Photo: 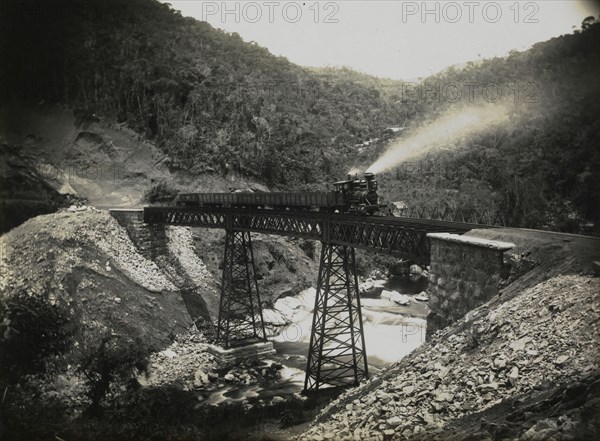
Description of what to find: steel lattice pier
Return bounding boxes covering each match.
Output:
[304,244,368,391]
[144,206,492,390]
[216,230,267,348]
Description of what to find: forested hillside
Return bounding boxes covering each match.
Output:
[1,0,598,232]
[1,0,404,188]
[368,23,600,232]
[310,24,600,232]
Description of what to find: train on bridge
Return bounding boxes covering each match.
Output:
[176,172,382,215]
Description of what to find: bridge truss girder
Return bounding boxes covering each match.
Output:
[326,221,430,263]
[143,207,453,264]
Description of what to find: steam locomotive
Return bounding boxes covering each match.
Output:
[175,172,381,215]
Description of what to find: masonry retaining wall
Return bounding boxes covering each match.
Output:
[426,233,514,339]
[109,209,167,260]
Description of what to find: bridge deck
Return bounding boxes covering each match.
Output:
[144,206,492,263]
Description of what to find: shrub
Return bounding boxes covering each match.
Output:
[0,288,150,416]
[77,330,149,415]
[0,289,73,383]
[298,239,316,259]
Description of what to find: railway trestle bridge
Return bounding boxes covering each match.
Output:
[144,206,491,391]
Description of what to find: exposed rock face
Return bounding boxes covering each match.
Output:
[297,275,599,441]
[110,210,221,324]
[262,287,316,336]
[0,143,74,234]
[193,229,320,309]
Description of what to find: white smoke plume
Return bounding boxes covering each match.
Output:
[366,104,509,174]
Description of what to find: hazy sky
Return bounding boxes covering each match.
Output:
[168,0,599,80]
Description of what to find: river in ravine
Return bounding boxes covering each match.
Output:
[201,275,429,405]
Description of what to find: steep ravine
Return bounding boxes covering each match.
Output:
[1,205,598,440]
[0,208,344,439]
[296,231,600,441]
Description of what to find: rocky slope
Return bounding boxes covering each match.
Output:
[0,209,194,364]
[0,102,316,318]
[0,102,271,233]
[0,142,78,234]
[0,208,203,437]
[297,274,599,441]
[192,228,320,309]
[0,207,325,439]
[296,229,600,441]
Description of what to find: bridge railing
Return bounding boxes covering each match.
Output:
[143,206,483,264]
[395,207,506,226]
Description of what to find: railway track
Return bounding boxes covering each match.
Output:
[144,205,599,240]
[143,206,500,263]
[144,206,485,232]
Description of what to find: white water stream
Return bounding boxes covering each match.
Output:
[201,276,429,405]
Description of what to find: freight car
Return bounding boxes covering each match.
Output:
[175,172,381,214]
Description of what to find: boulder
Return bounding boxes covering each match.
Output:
[410,264,423,275]
[387,416,402,427]
[361,279,386,296]
[159,349,178,359]
[414,291,429,302]
[493,357,507,369]
[393,292,410,305]
[402,385,415,396]
[194,368,209,387]
[377,392,392,404]
[381,290,410,305]
[380,289,393,300]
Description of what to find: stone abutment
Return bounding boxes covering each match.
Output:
[426,233,514,339]
[109,209,167,260]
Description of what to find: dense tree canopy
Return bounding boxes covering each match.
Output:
[1,0,598,232]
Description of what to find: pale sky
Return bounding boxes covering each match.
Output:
[167,0,599,80]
